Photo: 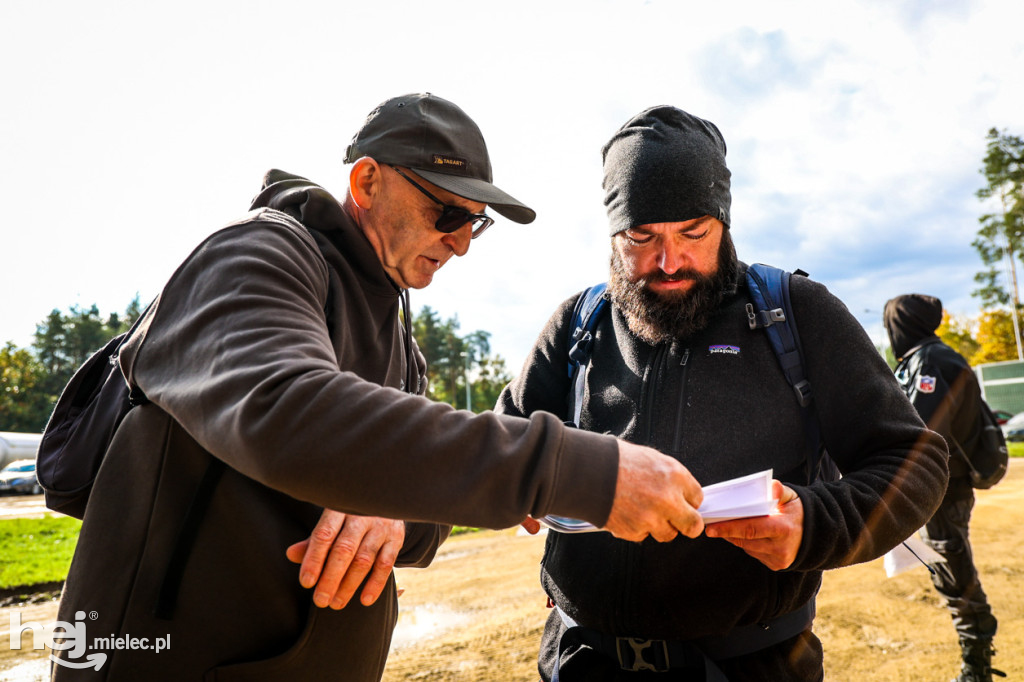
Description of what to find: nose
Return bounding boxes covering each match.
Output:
[441,223,473,257]
[657,238,688,274]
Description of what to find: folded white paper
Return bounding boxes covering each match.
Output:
[538,515,602,533]
[540,468,779,533]
[883,532,947,578]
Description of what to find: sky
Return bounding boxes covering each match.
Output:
[2,0,1023,375]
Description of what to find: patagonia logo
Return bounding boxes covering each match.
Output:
[708,345,740,356]
[432,154,467,170]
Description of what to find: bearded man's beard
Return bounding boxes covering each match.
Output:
[608,231,738,345]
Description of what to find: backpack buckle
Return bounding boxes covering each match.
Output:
[793,380,812,408]
[568,328,595,364]
[745,303,786,330]
[615,637,670,672]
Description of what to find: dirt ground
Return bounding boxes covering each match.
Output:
[2,462,1020,681]
[382,460,1023,681]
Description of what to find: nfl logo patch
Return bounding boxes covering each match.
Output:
[918,375,936,393]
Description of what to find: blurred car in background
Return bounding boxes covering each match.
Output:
[0,459,42,495]
[1001,412,1024,442]
[992,409,1014,425]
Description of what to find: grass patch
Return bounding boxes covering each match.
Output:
[0,516,477,592]
[1009,441,1024,458]
[0,515,81,589]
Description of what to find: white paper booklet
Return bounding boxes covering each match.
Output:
[540,468,779,533]
[699,469,778,523]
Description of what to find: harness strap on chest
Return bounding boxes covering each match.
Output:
[553,599,814,678]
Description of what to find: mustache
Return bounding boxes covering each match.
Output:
[644,269,704,284]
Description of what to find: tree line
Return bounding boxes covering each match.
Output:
[1,298,144,432]
[972,127,1024,359]
[410,306,513,412]
[0,299,512,433]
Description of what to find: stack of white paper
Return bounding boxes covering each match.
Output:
[540,468,779,533]
[698,469,778,523]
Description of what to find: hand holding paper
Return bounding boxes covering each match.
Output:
[705,478,804,571]
[541,469,783,533]
[697,469,778,523]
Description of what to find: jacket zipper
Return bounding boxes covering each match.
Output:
[673,348,691,453]
[630,342,668,631]
[643,344,668,443]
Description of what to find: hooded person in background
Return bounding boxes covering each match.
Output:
[498,105,949,681]
[884,294,1002,682]
[52,93,708,681]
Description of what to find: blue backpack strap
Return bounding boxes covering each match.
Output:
[745,264,811,408]
[745,264,836,483]
[566,284,609,427]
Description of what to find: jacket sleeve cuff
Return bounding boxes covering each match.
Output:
[397,522,451,568]
[543,426,620,527]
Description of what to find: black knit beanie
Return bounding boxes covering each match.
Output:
[883,294,944,359]
[602,106,731,236]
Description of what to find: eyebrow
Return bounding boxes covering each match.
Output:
[630,216,715,235]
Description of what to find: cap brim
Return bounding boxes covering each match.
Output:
[413,168,536,224]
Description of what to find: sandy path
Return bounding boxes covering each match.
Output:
[383,460,1023,681]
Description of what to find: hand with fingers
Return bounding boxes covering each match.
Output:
[286,509,405,609]
[602,440,705,542]
[704,480,803,571]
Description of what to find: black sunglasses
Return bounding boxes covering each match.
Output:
[390,166,494,239]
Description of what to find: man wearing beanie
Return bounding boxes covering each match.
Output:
[52,94,709,681]
[884,294,1002,681]
[498,106,948,681]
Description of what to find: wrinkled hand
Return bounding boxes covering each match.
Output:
[286,509,405,609]
[705,481,803,571]
[603,441,705,542]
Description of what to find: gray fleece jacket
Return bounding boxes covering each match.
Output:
[54,170,621,681]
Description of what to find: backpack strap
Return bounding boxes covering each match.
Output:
[745,264,836,484]
[566,284,609,427]
[745,264,812,408]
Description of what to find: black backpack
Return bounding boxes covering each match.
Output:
[36,306,151,519]
[897,341,1008,490]
[953,399,1008,490]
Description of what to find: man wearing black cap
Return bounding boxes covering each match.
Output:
[498,105,949,681]
[52,94,707,681]
[884,294,1001,682]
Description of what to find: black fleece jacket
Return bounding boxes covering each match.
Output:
[497,264,949,643]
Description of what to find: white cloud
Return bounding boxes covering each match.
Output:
[1,0,1022,374]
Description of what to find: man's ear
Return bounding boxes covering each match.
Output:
[348,157,383,210]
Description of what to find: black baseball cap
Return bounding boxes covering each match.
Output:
[344,93,535,225]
